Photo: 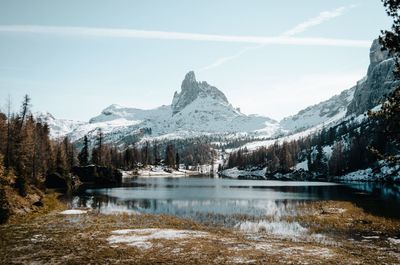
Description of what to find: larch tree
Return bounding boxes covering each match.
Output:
[78,135,90,166]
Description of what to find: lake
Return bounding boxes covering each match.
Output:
[71,176,400,224]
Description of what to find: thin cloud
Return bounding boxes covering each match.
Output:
[199,5,357,72]
[199,45,264,72]
[281,5,354,37]
[0,24,369,47]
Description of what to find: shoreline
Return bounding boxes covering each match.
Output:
[219,166,400,183]
[1,197,400,264]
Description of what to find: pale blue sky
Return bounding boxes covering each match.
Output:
[0,0,392,121]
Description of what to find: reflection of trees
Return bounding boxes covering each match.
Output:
[72,182,400,221]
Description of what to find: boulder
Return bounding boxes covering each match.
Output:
[72,165,122,186]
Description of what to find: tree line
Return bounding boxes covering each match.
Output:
[0,95,218,204]
[226,115,391,177]
[0,95,75,197]
[77,132,216,170]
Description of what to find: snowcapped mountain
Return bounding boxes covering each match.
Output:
[42,39,396,149]
[171,71,229,114]
[279,38,398,134]
[47,71,279,145]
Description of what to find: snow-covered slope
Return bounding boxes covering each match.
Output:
[48,71,279,144]
[36,112,86,139]
[279,86,355,133]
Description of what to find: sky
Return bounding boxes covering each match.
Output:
[0,0,393,121]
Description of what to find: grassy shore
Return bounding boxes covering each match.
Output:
[0,198,399,264]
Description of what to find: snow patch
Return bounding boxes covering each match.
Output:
[388,238,400,245]
[59,209,87,215]
[295,160,308,171]
[107,228,209,249]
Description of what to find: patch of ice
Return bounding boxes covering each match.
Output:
[59,209,87,215]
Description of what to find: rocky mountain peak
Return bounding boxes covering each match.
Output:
[183,71,196,84]
[346,39,399,116]
[172,71,229,114]
[368,39,391,74]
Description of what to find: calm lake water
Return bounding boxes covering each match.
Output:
[72,176,400,223]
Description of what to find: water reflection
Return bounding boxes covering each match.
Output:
[72,177,400,223]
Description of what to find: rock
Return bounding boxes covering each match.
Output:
[45,172,80,191]
[45,172,70,191]
[265,169,324,181]
[171,71,229,114]
[347,39,400,115]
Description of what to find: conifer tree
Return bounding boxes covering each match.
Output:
[176,152,180,170]
[55,143,68,177]
[329,141,345,176]
[91,129,104,165]
[78,135,90,166]
[165,145,175,168]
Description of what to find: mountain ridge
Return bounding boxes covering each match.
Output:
[45,71,279,145]
[41,39,396,149]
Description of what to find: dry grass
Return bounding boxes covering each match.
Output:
[0,200,399,264]
[297,201,400,237]
[7,191,66,224]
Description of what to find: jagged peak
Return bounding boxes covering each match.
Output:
[172,71,229,114]
[183,71,196,83]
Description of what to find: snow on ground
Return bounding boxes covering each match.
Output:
[67,118,143,142]
[134,165,205,177]
[340,168,374,181]
[107,229,209,249]
[96,204,141,215]
[339,160,400,182]
[59,209,88,215]
[295,160,308,171]
[388,238,400,245]
[279,87,355,133]
[238,108,370,152]
[323,145,333,160]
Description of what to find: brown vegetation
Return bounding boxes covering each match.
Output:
[1,200,399,264]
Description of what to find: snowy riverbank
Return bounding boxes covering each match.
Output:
[122,165,213,178]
